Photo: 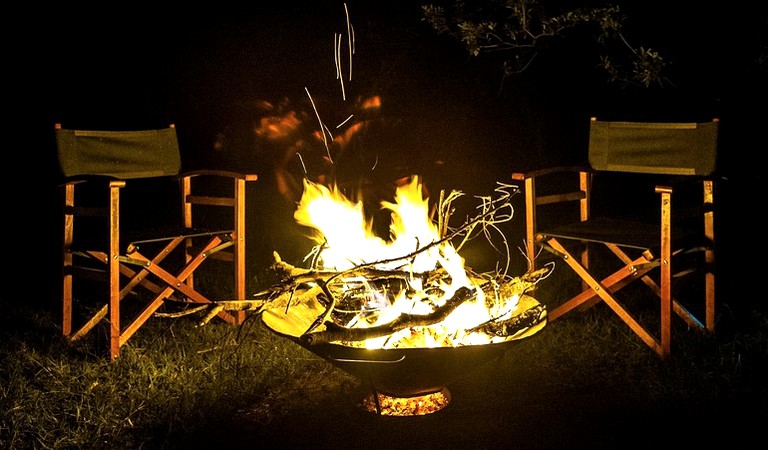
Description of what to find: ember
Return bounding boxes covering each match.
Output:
[360,389,451,416]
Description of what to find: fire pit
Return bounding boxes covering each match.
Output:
[193,176,549,415]
[262,290,545,414]
[165,5,549,416]
[253,176,549,415]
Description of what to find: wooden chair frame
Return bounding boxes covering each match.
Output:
[512,118,717,359]
[58,124,258,360]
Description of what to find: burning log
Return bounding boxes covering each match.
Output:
[301,286,474,345]
[467,303,547,338]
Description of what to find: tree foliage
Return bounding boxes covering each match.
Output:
[421,0,666,90]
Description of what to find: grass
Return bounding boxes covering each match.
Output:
[0,301,317,448]
[1,265,767,449]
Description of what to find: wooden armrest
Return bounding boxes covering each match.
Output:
[511,165,590,181]
[181,169,258,182]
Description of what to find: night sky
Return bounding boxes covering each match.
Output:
[16,1,766,304]
[27,1,766,179]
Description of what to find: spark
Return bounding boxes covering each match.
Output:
[296,152,308,175]
[304,87,333,163]
[334,33,346,100]
[345,2,354,81]
[336,114,354,128]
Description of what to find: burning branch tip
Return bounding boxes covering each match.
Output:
[466,303,547,337]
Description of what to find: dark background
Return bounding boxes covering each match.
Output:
[15,1,766,311]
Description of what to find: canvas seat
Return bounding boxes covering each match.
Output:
[512,117,718,359]
[57,123,258,360]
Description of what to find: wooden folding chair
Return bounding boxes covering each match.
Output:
[57,123,258,360]
[512,117,718,359]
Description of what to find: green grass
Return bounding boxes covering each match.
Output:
[0,299,351,449]
[1,270,766,449]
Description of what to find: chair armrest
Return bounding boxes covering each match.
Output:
[512,165,590,181]
[181,169,258,182]
[512,165,591,207]
[511,165,592,270]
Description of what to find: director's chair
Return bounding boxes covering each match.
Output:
[512,117,719,359]
[57,123,258,360]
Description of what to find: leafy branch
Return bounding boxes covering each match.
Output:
[421,0,667,89]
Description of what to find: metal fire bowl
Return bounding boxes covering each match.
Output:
[262,294,546,397]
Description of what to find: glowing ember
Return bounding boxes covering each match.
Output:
[360,389,451,416]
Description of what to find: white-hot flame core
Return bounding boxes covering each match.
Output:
[294,176,520,348]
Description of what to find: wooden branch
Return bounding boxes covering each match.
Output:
[153,304,209,318]
[301,286,475,346]
[467,304,546,337]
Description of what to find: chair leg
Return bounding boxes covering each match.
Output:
[67,236,237,359]
[703,179,716,332]
[109,182,123,361]
[606,244,706,331]
[62,183,75,337]
[124,236,241,331]
[545,238,668,358]
[233,177,247,325]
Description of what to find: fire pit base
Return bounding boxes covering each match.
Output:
[359,387,451,416]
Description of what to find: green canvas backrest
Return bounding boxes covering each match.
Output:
[56,126,182,179]
[588,119,719,176]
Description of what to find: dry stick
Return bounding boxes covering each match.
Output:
[301,286,474,345]
[154,304,209,318]
[304,268,421,334]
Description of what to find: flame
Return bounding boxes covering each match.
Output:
[360,95,381,110]
[249,95,382,203]
[294,176,523,349]
[295,175,444,274]
[254,110,302,141]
